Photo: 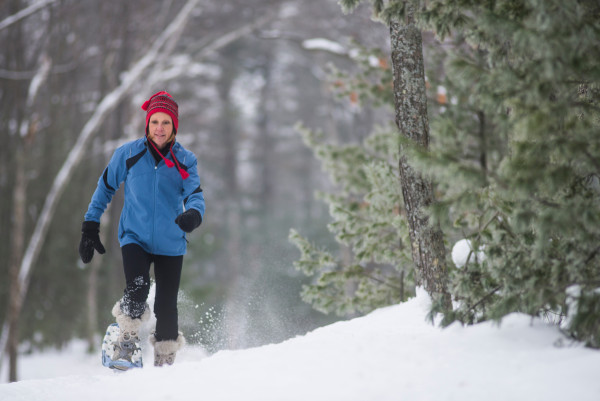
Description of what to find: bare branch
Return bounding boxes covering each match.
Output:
[0,62,80,80]
[196,12,277,55]
[146,11,278,88]
[0,0,56,32]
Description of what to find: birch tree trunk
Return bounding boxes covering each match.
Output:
[389,12,451,307]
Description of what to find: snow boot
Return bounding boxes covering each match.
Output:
[111,301,150,362]
[149,331,185,367]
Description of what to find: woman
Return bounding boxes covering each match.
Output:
[79,91,205,367]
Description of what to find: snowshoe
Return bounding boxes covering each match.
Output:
[101,323,143,371]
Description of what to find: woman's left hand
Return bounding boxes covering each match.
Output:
[175,209,202,233]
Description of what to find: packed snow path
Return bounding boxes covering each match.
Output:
[2,290,599,401]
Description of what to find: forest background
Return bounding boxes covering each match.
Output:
[2,0,599,385]
[0,0,393,365]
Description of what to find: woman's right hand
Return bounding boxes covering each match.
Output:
[79,221,106,263]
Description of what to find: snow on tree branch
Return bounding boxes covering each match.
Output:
[0,0,56,32]
[146,11,277,87]
[302,38,347,55]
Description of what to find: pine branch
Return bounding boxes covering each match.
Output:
[362,271,404,292]
[584,245,600,265]
[583,150,600,173]
[468,285,502,312]
[532,196,560,208]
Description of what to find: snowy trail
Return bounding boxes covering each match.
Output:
[1,290,599,401]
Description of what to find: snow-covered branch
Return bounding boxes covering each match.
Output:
[146,11,277,87]
[196,11,277,55]
[302,38,347,55]
[17,54,52,137]
[0,0,56,32]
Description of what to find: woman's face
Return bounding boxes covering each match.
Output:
[147,112,174,149]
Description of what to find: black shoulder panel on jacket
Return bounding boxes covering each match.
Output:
[184,185,203,205]
[103,167,115,192]
[126,148,147,170]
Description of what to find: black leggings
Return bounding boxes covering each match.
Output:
[121,243,183,341]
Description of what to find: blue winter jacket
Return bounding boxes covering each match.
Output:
[84,138,205,256]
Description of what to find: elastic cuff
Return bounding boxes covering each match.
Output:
[150,331,186,352]
[81,220,100,233]
[112,301,151,332]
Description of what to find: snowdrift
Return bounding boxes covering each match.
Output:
[1,289,599,401]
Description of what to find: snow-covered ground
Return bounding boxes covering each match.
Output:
[1,289,599,401]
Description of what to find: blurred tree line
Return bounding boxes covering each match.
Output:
[0,0,391,376]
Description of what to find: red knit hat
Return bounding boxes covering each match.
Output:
[142,91,179,134]
[142,91,189,180]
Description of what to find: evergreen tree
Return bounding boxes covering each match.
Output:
[294,0,600,348]
[290,46,415,315]
[339,0,452,306]
[409,0,600,346]
[290,0,454,316]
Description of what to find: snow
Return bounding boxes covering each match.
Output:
[302,38,347,55]
[451,239,485,268]
[452,239,471,267]
[1,289,599,401]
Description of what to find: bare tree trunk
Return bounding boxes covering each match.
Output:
[389,12,451,307]
[217,50,245,348]
[4,51,50,381]
[7,149,27,382]
[257,47,274,215]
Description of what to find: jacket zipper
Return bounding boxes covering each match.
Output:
[152,162,158,253]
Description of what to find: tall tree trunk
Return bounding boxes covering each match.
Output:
[257,47,274,216]
[217,49,245,348]
[4,52,49,382]
[389,12,451,307]
[7,149,27,382]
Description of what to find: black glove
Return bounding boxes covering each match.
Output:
[175,209,202,233]
[79,221,106,264]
